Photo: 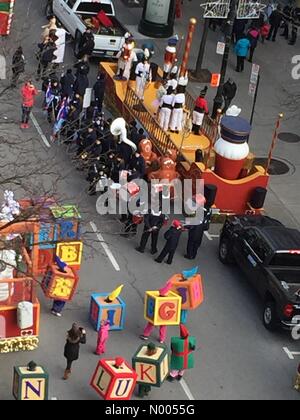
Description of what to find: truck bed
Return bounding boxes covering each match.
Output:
[77,13,126,37]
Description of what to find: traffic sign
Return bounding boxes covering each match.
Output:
[211,73,221,87]
[216,41,225,55]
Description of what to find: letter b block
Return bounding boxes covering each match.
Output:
[13,366,49,400]
[132,344,169,387]
[90,359,137,400]
[144,291,182,326]
[169,273,204,310]
[89,293,126,331]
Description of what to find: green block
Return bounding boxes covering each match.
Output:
[50,205,81,220]
[132,343,169,387]
[13,366,49,400]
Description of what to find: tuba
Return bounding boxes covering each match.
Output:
[110,118,137,153]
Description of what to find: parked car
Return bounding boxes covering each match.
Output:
[219,215,300,331]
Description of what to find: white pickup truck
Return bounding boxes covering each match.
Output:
[49,0,127,58]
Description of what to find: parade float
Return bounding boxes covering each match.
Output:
[0,193,83,354]
[0,0,15,35]
[100,18,276,216]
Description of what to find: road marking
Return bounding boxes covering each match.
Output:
[283,347,300,360]
[210,234,220,239]
[180,378,195,400]
[30,112,51,148]
[204,232,213,241]
[90,221,120,272]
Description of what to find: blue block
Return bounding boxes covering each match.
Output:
[29,223,57,250]
[89,293,126,331]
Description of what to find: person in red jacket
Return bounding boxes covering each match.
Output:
[192,87,209,135]
[20,81,38,129]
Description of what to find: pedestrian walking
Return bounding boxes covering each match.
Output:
[168,325,196,382]
[234,35,251,72]
[74,56,90,76]
[63,323,86,380]
[260,22,270,43]
[222,78,237,114]
[169,86,185,133]
[73,73,89,98]
[135,57,152,100]
[20,81,38,129]
[155,219,184,265]
[185,207,212,260]
[36,38,57,80]
[247,27,260,62]
[77,29,95,59]
[44,79,61,123]
[136,209,166,255]
[158,86,174,132]
[95,320,110,355]
[128,151,146,181]
[11,46,25,87]
[192,87,208,135]
[93,73,106,112]
[266,5,283,42]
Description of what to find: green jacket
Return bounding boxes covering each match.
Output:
[170,336,196,370]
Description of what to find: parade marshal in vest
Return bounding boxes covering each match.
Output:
[169,324,196,381]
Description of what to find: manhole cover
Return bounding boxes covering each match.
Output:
[278,132,300,143]
[254,158,290,175]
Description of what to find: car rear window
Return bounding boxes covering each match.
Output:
[269,252,300,267]
[76,2,113,15]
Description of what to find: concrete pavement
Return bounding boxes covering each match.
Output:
[0,0,299,401]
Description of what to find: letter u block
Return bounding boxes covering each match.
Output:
[169,273,204,310]
[144,291,182,326]
[89,293,126,331]
[90,359,137,400]
[41,264,79,301]
[12,366,49,400]
[132,344,169,387]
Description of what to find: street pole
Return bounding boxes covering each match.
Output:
[250,74,260,126]
[212,0,237,119]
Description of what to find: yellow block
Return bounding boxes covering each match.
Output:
[56,241,83,266]
[144,291,182,326]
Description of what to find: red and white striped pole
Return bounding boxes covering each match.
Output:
[265,113,284,175]
[180,18,197,78]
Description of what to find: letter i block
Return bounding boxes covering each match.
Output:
[169,273,204,310]
[144,291,182,326]
[50,205,81,241]
[132,344,169,387]
[12,366,49,400]
[90,359,137,400]
[41,264,79,301]
[56,241,83,271]
[89,293,126,331]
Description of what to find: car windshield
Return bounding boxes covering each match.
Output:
[76,2,113,15]
[269,252,300,267]
[274,271,300,284]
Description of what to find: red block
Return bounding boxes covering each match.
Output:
[38,249,55,273]
[90,358,137,400]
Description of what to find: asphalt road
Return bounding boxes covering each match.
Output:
[0,0,299,401]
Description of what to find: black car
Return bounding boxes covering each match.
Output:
[219,215,300,331]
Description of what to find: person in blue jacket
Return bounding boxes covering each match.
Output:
[234,35,251,72]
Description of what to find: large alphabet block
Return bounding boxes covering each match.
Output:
[144,291,182,326]
[50,205,81,241]
[169,273,204,310]
[56,241,83,269]
[89,293,126,331]
[37,249,55,274]
[132,344,169,387]
[28,223,57,251]
[12,366,49,400]
[90,359,137,400]
[42,265,79,301]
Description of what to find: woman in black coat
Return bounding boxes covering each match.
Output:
[63,323,86,380]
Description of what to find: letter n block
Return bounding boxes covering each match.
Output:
[12,366,49,400]
[90,359,137,400]
[144,291,182,326]
[41,264,79,301]
[89,293,126,331]
[169,273,204,310]
[132,344,169,387]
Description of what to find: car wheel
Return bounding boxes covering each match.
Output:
[219,238,234,264]
[263,301,279,331]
